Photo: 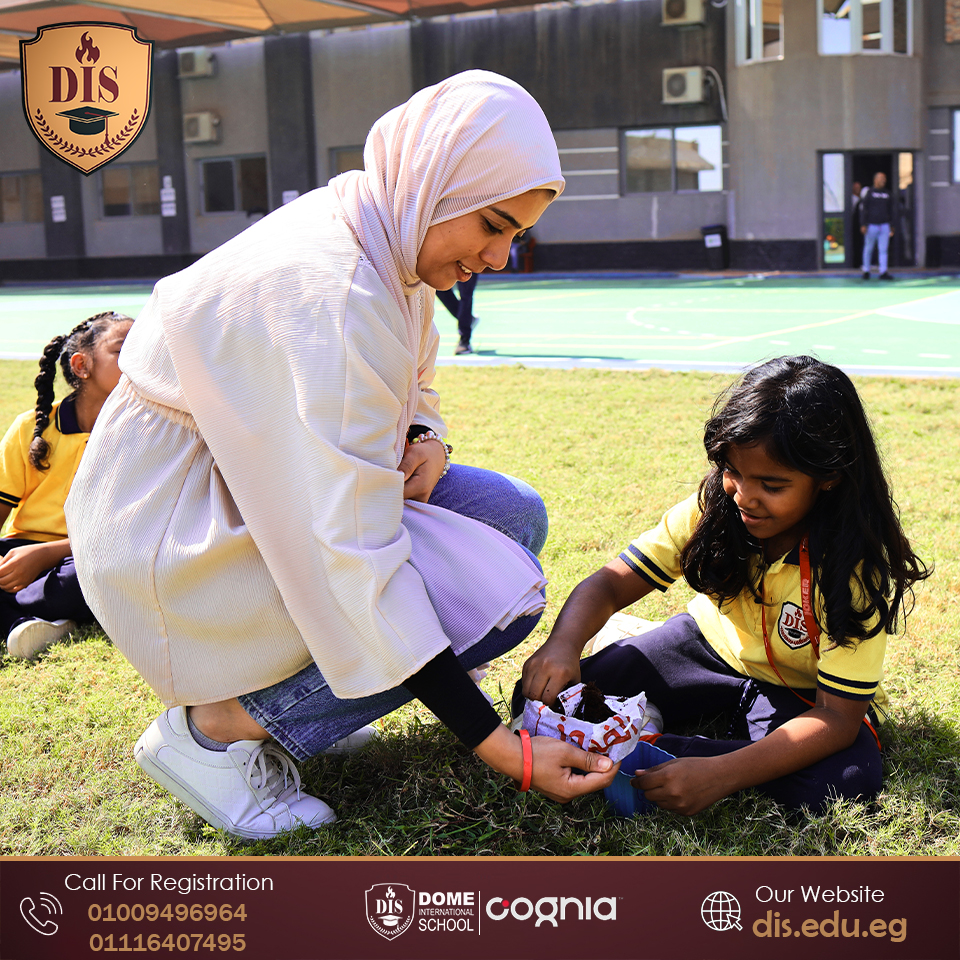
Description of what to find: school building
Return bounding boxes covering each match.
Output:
[1,0,959,278]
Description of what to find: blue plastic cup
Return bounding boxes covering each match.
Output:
[603,739,676,817]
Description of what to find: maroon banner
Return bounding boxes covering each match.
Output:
[2,857,957,960]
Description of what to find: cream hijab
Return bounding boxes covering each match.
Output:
[328,70,565,345]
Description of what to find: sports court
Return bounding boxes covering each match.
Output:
[1,272,958,377]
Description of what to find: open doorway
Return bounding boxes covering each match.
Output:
[820,151,915,269]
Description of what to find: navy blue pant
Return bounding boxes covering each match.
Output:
[577,613,883,812]
[435,272,478,344]
[1,537,94,638]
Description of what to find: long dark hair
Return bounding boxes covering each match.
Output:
[680,356,930,647]
[29,311,132,471]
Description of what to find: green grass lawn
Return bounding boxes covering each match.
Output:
[1,362,957,857]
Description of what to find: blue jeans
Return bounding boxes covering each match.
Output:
[239,463,548,760]
[862,223,890,274]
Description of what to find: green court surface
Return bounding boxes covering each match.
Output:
[2,273,958,377]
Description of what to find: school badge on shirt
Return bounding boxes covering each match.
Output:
[776,601,811,649]
[20,23,152,175]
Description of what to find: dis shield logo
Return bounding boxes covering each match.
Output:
[365,884,415,940]
[20,22,152,175]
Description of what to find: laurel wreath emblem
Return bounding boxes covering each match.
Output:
[34,107,140,157]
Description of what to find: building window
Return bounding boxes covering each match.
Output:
[737,0,783,62]
[954,110,960,183]
[0,172,43,223]
[330,146,364,177]
[623,126,723,193]
[819,0,911,55]
[101,164,160,217]
[200,156,268,214]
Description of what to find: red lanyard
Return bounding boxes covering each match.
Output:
[759,536,880,751]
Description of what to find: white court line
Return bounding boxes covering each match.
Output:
[0,295,150,314]
[434,354,960,377]
[696,290,960,351]
[481,290,600,307]
[488,333,718,342]
[873,289,960,324]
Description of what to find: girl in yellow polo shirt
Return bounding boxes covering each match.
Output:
[521,356,931,814]
[0,311,132,659]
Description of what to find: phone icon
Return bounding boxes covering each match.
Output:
[20,893,62,936]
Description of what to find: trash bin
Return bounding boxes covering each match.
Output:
[701,224,729,270]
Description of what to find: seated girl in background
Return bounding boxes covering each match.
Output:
[0,311,132,659]
[520,356,930,814]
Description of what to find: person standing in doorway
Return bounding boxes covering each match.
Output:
[860,172,894,280]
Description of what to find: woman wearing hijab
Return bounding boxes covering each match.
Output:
[66,71,617,839]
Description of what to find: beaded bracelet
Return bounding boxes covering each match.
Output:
[409,429,453,478]
[517,728,533,793]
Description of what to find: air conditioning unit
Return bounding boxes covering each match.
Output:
[182,112,220,144]
[178,48,216,79]
[662,0,704,26]
[662,67,706,105]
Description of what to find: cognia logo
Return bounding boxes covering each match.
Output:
[701,891,742,931]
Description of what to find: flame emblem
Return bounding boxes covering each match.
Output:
[75,32,100,63]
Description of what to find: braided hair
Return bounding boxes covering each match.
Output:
[29,311,133,471]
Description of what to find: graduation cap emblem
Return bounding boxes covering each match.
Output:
[56,105,120,135]
[20,23,152,175]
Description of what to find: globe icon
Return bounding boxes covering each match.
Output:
[701,891,742,931]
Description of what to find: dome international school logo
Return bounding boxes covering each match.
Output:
[365,883,415,940]
[20,22,152,175]
[701,891,743,931]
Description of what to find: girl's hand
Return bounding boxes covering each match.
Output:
[474,725,618,803]
[629,691,870,816]
[521,638,582,705]
[0,544,60,594]
[398,438,446,503]
[631,757,732,817]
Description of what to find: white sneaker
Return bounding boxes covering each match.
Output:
[467,662,491,683]
[322,724,379,755]
[583,612,661,657]
[134,707,336,839]
[6,618,77,659]
[468,662,494,705]
[641,701,664,736]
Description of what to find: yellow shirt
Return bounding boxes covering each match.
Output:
[620,494,887,709]
[0,398,88,542]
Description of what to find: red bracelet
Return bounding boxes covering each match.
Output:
[518,729,533,793]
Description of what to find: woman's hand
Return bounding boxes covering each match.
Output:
[398,438,446,502]
[0,541,70,594]
[528,735,620,802]
[521,637,582,705]
[474,725,618,803]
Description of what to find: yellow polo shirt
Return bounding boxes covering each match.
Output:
[620,494,887,710]
[0,398,88,542]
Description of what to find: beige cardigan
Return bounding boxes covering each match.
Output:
[66,189,486,706]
